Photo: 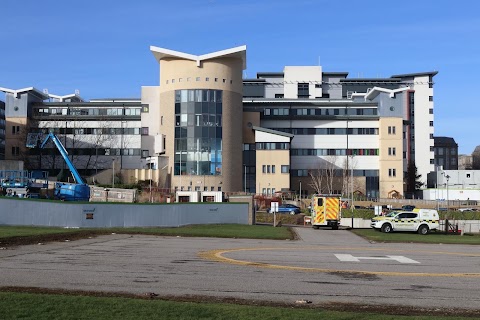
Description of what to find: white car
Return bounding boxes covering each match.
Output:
[371,209,439,235]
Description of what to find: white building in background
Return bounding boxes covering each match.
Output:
[425,169,480,201]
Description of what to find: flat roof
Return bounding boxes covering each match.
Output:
[391,71,438,78]
[340,78,402,82]
[256,72,284,78]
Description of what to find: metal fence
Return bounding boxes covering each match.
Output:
[0,198,249,228]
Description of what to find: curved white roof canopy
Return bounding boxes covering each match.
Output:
[150,45,247,70]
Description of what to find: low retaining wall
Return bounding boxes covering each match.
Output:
[340,218,480,233]
[0,198,249,228]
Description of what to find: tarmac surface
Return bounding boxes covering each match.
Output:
[1,227,479,312]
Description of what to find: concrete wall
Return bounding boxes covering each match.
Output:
[0,198,249,228]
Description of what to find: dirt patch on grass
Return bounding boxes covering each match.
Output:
[0,230,110,248]
[1,286,479,318]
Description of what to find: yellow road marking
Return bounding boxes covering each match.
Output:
[198,246,480,278]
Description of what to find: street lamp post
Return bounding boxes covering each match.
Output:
[299,181,302,200]
[112,158,115,188]
[244,164,246,193]
[445,174,450,213]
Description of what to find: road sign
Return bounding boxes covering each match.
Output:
[271,202,279,213]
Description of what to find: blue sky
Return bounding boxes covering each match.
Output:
[1,0,479,154]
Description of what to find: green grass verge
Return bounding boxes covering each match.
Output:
[0,291,475,320]
[351,229,480,244]
[0,224,294,243]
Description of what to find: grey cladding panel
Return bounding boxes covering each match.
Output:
[243,84,265,98]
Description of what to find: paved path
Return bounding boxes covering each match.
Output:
[0,228,479,310]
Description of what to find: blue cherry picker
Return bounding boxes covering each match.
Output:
[27,132,90,201]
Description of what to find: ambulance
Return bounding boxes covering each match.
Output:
[310,194,341,230]
[370,209,439,235]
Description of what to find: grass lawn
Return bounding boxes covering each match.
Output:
[0,224,294,247]
[351,229,480,244]
[0,291,475,320]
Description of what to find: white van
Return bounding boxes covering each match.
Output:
[371,209,439,235]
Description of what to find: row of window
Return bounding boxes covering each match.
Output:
[36,127,142,135]
[175,186,222,192]
[261,165,289,174]
[174,127,222,139]
[29,147,142,156]
[168,78,233,85]
[256,142,290,150]
[291,149,379,156]
[175,89,223,103]
[35,107,142,117]
[292,169,379,177]
[175,102,222,115]
[175,114,222,127]
[263,108,378,116]
[273,128,379,135]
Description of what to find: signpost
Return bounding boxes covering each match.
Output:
[271,201,279,227]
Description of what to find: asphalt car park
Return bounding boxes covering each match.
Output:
[0,227,479,311]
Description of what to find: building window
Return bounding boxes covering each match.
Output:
[388,126,396,135]
[267,165,271,173]
[174,89,223,176]
[218,186,222,191]
[388,168,396,177]
[141,150,149,158]
[429,96,433,101]
[262,165,266,173]
[275,94,284,98]
[429,121,433,127]
[430,159,434,164]
[11,146,19,156]
[206,77,209,81]
[429,108,434,114]
[388,147,396,156]
[430,134,434,139]
[141,127,149,135]
[298,83,309,98]
[196,77,200,81]
[214,78,218,82]
[272,165,276,173]
[281,165,289,173]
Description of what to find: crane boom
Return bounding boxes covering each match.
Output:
[39,133,85,184]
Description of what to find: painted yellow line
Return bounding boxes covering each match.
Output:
[198,246,480,278]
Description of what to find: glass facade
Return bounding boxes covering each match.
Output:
[174,89,223,176]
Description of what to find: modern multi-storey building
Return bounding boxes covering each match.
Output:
[433,136,458,170]
[1,45,437,198]
[243,67,436,198]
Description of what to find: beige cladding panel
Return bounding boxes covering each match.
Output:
[256,150,290,192]
[378,117,404,198]
[159,58,243,94]
[242,112,260,144]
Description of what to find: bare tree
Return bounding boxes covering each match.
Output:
[341,155,358,197]
[308,155,338,194]
[309,168,324,194]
